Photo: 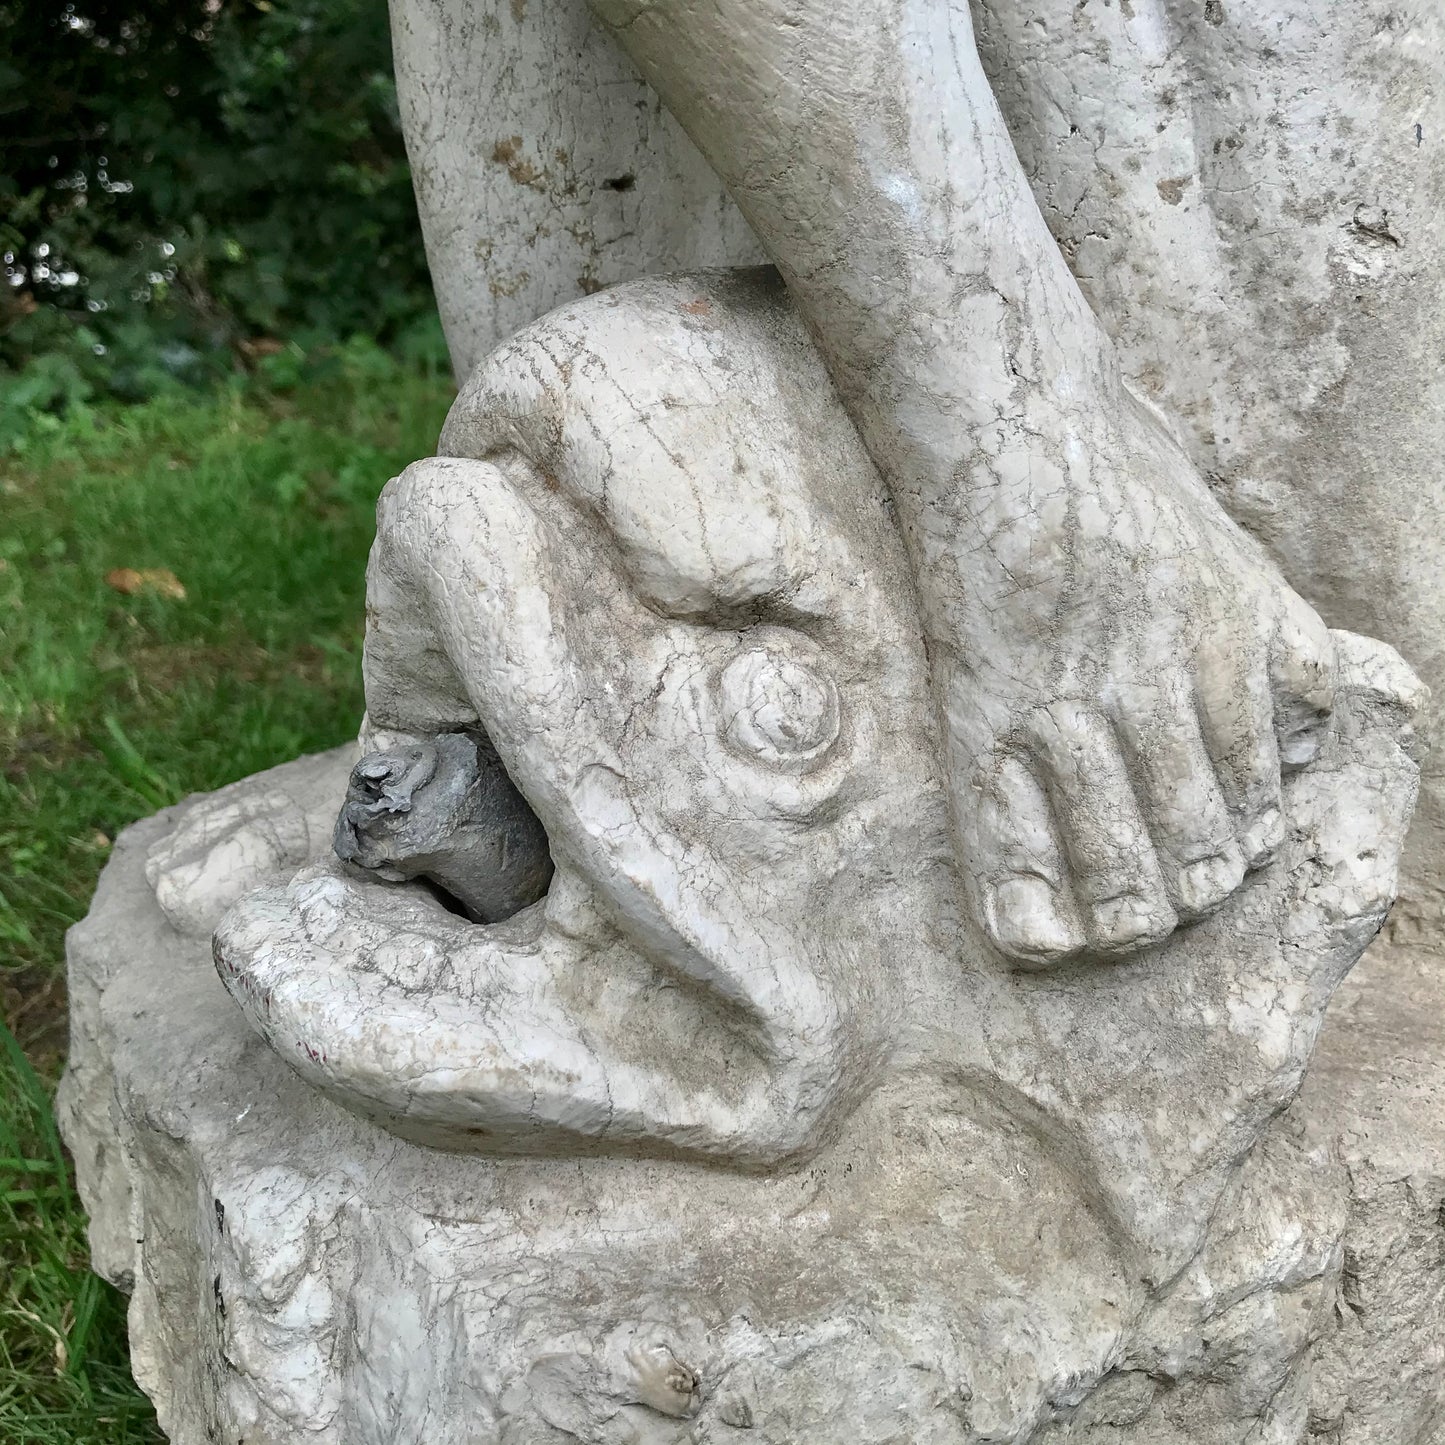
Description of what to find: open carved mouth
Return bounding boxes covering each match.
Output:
[330,730,554,925]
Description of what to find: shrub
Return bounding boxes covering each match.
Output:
[0,0,437,409]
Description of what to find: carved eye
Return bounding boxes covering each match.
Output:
[718,645,841,769]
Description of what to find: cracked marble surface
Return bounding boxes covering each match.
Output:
[60,704,1434,1441]
[397,0,1445,937]
[64,271,1432,1443]
[61,0,1445,1434]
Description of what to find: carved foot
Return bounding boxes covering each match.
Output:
[332,732,553,923]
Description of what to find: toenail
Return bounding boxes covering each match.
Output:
[1176,846,1246,918]
[989,875,1080,966]
[1240,807,1284,867]
[1278,715,1328,769]
[1092,893,1173,952]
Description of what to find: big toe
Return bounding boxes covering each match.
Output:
[974,754,1086,968]
[1028,701,1177,957]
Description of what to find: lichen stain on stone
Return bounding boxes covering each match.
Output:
[488,268,531,298]
[1156,175,1192,206]
[491,136,544,188]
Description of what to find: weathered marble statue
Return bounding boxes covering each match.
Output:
[397,0,1445,939]
[59,2,1445,1443]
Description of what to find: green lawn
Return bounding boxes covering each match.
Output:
[0,345,455,1443]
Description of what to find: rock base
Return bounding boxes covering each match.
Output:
[58,755,1445,1445]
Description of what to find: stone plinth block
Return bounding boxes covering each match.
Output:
[57,645,1444,1443]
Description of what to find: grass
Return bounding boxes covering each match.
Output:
[0,1030,156,1443]
[0,340,456,1442]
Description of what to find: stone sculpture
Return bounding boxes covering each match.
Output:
[388,0,763,380]
[401,0,1445,938]
[60,1,1445,1441]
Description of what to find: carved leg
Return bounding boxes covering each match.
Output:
[589,0,1337,967]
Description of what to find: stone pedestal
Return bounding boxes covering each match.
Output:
[57,748,1445,1445]
[1299,942,1445,1444]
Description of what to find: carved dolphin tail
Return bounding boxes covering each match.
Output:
[216,270,952,1165]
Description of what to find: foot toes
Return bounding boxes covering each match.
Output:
[1110,676,1250,921]
[1275,702,1331,770]
[1175,842,1247,917]
[1271,595,1336,770]
[1195,642,1290,870]
[987,874,1081,967]
[1089,889,1176,953]
[1238,804,1285,868]
[974,754,1086,967]
[1028,701,1176,955]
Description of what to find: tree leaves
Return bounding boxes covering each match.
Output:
[1,0,436,408]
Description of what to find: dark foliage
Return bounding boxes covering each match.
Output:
[0,0,438,419]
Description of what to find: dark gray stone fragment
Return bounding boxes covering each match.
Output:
[333,732,552,923]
